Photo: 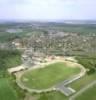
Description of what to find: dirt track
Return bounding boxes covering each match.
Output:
[15,57,86,96]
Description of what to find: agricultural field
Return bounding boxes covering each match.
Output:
[20,62,80,89]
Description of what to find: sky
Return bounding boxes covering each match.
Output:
[0,0,96,21]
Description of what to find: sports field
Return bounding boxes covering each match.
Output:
[75,84,96,100]
[0,78,18,100]
[20,62,80,89]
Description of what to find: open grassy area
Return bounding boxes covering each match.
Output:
[0,78,19,100]
[32,91,68,100]
[75,84,96,100]
[69,73,96,91]
[69,56,96,91]
[21,62,80,89]
[0,50,25,100]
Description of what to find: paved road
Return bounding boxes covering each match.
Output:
[56,86,75,96]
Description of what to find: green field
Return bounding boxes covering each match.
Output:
[21,62,80,89]
[69,73,96,91]
[32,91,68,100]
[0,78,19,100]
[75,84,96,100]
[69,56,96,91]
[0,50,24,100]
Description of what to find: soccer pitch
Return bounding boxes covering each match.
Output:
[20,62,80,89]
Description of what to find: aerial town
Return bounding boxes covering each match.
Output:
[0,0,96,100]
[0,21,96,100]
